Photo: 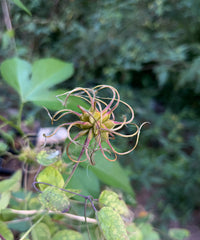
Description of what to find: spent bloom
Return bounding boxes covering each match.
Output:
[45,85,147,165]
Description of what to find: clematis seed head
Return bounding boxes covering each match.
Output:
[45,85,148,165]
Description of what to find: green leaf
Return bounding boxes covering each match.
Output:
[37,150,60,166]
[27,58,73,100]
[0,170,22,193]
[64,188,81,199]
[52,229,84,240]
[8,220,31,232]
[31,222,51,240]
[31,89,64,111]
[0,192,11,210]
[139,223,160,240]
[66,167,100,200]
[84,151,135,197]
[39,186,70,212]
[36,166,64,191]
[0,221,14,240]
[99,190,130,217]
[10,0,31,15]
[97,207,129,240]
[0,58,32,102]
[126,223,143,240]
[0,58,74,109]
[168,228,190,240]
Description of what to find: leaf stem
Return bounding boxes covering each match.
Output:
[0,114,24,135]
[64,138,88,187]
[17,101,24,129]
[19,214,45,240]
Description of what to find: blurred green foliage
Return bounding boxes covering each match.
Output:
[1,0,200,231]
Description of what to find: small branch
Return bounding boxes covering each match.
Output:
[0,234,6,240]
[64,139,87,187]
[9,208,97,224]
[1,0,16,52]
[1,0,12,30]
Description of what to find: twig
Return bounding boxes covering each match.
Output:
[64,137,88,187]
[1,0,16,52]
[9,208,98,224]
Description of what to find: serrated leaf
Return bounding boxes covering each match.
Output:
[52,229,84,240]
[99,190,130,217]
[39,186,70,212]
[97,207,129,240]
[168,228,190,240]
[36,166,64,191]
[0,221,14,240]
[0,191,11,210]
[10,0,31,15]
[0,170,22,193]
[31,222,51,240]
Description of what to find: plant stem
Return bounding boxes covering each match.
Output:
[1,0,16,54]
[0,115,24,135]
[64,137,89,187]
[9,209,97,224]
[17,101,24,129]
[64,146,85,188]
[20,214,45,240]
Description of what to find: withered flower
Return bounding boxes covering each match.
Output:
[45,85,147,165]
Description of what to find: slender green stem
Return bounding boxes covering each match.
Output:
[0,115,24,135]
[20,214,45,240]
[17,101,24,129]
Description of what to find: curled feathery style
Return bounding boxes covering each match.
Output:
[45,85,148,165]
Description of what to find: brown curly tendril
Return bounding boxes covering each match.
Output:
[44,85,149,165]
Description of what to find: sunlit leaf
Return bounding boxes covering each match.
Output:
[127,223,143,240]
[0,192,11,210]
[0,221,14,240]
[97,207,129,240]
[0,170,22,193]
[31,222,51,240]
[139,223,160,240]
[36,166,64,191]
[99,190,130,217]
[39,186,70,212]
[52,229,84,240]
[37,150,60,166]
[168,228,190,240]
